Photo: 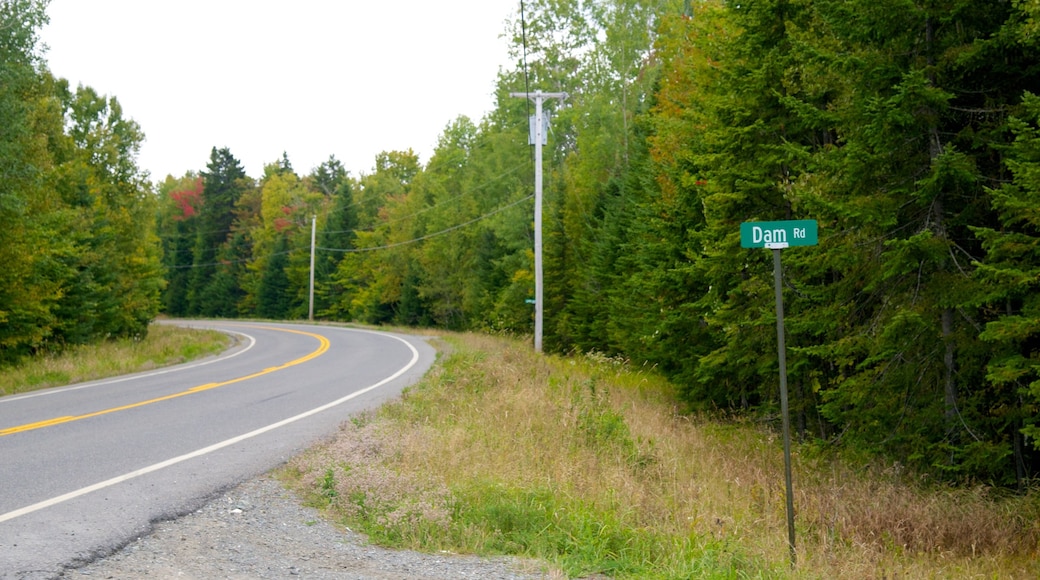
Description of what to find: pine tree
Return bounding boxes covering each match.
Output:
[256,235,292,319]
[188,147,250,315]
[157,175,203,316]
[301,156,355,318]
[973,92,1040,483]
[314,173,358,319]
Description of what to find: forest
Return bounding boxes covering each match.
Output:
[4,0,1040,487]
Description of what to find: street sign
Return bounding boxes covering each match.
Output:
[739,218,818,566]
[740,220,817,249]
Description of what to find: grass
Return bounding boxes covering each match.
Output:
[279,331,1040,578]
[0,323,229,396]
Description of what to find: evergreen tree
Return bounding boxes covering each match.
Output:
[332,150,421,324]
[308,155,355,318]
[413,117,479,329]
[256,235,292,319]
[0,0,65,362]
[314,170,358,319]
[779,0,1040,480]
[54,85,163,341]
[188,147,250,315]
[973,92,1040,483]
[1,1,163,359]
[157,175,202,316]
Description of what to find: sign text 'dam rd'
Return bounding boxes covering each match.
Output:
[740,220,818,249]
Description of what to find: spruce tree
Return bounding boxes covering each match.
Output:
[973,92,1040,483]
[256,235,292,319]
[188,147,249,315]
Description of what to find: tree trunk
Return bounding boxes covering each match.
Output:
[942,307,957,437]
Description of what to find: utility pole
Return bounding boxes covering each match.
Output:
[308,214,316,321]
[510,90,567,352]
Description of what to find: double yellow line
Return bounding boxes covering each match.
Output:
[0,326,330,437]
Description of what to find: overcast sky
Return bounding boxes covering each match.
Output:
[40,0,518,181]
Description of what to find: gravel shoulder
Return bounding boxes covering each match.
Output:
[59,474,553,580]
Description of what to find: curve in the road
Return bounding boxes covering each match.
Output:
[0,325,327,437]
[0,325,420,525]
[0,329,257,404]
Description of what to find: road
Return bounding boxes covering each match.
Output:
[0,321,436,579]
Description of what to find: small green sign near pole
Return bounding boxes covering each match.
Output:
[740,219,817,249]
[741,219,818,567]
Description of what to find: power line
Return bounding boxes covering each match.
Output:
[171,193,533,270]
[317,195,533,253]
[157,225,239,241]
[319,161,529,236]
[162,160,533,269]
[168,205,529,275]
[165,249,294,269]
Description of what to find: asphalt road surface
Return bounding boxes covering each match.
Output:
[0,321,436,579]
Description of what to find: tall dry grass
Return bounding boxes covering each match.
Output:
[285,332,1040,579]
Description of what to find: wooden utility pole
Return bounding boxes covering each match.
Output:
[308,215,316,321]
[510,90,567,352]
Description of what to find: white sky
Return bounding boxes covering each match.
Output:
[40,0,518,181]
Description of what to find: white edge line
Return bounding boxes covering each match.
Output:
[0,331,420,524]
[1,329,257,404]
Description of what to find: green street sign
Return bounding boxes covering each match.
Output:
[740,218,819,563]
[740,220,818,249]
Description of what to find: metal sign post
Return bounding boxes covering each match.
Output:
[741,219,818,566]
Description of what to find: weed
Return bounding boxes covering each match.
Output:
[282,331,1040,579]
[319,467,338,501]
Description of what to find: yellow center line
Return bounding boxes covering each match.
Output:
[0,325,330,437]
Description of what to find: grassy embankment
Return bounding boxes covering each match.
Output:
[0,323,229,396]
[284,332,1040,579]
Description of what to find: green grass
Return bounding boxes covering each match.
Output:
[0,323,230,396]
[283,331,1040,579]
[445,483,771,579]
